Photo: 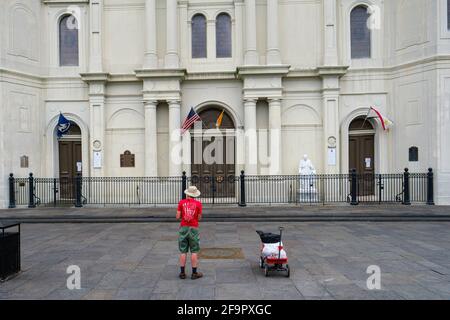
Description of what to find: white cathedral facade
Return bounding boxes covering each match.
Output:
[1,0,450,207]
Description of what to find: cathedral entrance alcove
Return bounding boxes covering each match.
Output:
[58,122,82,200]
[190,107,236,198]
[349,117,375,196]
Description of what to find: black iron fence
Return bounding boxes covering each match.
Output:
[7,168,434,208]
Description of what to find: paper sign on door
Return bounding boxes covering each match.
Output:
[365,158,371,168]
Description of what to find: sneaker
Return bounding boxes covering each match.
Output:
[191,272,203,280]
[179,272,186,279]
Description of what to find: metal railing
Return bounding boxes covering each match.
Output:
[7,168,434,208]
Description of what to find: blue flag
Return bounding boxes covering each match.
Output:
[57,113,71,138]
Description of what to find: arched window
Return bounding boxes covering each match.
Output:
[216,13,232,58]
[448,0,450,30]
[59,15,79,66]
[191,14,207,58]
[350,5,371,59]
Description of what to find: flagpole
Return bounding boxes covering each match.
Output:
[361,107,372,129]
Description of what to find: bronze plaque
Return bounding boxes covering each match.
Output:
[120,150,135,167]
[20,156,29,168]
[198,248,245,260]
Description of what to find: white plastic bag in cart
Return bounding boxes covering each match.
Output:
[262,242,287,259]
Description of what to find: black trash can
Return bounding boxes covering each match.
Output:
[0,222,21,281]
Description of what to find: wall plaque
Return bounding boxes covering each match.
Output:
[327,148,336,166]
[93,151,102,169]
[120,150,135,168]
[409,147,419,162]
[20,156,29,168]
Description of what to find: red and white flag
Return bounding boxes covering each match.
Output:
[368,107,393,131]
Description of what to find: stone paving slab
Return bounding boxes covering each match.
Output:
[0,222,449,300]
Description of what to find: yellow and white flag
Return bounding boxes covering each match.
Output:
[216,110,225,129]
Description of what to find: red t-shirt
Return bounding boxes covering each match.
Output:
[177,198,202,227]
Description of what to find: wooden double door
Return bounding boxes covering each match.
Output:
[58,140,82,199]
[191,135,236,198]
[349,134,375,196]
[190,107,236,198]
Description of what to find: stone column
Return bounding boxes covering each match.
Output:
[144,0,158,69]
[266,0,281,65]
[144,100,158,176]
[323,0,338,66]
[168,100,182,176]
[165,0,179,68]
[269,99,282,175]
[89,0,104,72]
[244,98,258,175]
[244,0,258,65]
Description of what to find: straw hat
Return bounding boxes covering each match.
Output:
[184,185,201,198]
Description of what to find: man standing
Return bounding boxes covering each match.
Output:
[176,186,203,280]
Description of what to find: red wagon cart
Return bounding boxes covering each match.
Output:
[256,227,290,277]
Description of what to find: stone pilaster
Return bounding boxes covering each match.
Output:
[168,99,182,177]
[89,0,104,72]
[319,67,347,174]
[244,98,258,175]
[81,73,109,177]
[244,0,258,65]
[165,0,179,68]
[234,0,245,66]
[266,0,281,65]
[144,100,158,176]
[144,0,158,69]
[268,98,282,175]
[323,0,338,66]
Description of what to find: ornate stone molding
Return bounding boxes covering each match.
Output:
[135,68,186,80]
[318,66,349,77]
[237,65,290,78]
[80,72,110,83]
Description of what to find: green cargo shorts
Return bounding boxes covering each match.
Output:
[178,227,200,254]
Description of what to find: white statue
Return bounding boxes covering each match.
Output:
[298,154,318,201]
[299,154,316,176]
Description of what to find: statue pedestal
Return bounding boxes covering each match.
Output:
[297,176,319,203]
[297,190,319,203]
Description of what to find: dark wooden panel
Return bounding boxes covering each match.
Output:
[349,137,359,172]
[349,134,375,196]
[58,141,73,177]
[59,140,82,199]
[362,136,374,174]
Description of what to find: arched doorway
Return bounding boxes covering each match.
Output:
[58,122,82,199]
[191,107,236,198]
[349,117,375,195]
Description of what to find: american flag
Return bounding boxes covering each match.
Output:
[181,107,201,134]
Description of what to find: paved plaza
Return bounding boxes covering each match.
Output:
[0,221,449,300]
